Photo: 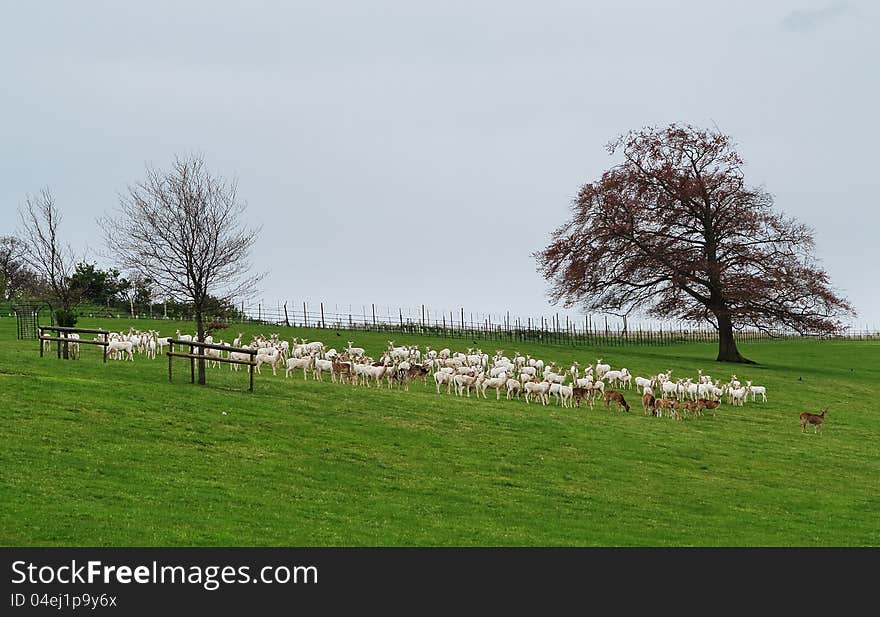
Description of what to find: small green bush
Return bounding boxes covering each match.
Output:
[55,309,78,327]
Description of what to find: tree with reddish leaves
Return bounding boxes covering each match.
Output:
[535,124,854,363]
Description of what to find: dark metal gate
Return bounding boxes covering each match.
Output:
[13,303,46,340]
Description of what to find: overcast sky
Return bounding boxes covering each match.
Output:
[2,1,877,329]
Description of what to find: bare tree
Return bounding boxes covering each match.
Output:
[17,190,81,329]
[0,235,32,300]
[100,155,263,384]
[535,124,854,363]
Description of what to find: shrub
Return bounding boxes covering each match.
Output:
[55,309,78,327]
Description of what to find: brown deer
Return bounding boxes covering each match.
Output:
[331,358,352,384]
[680,400,694,418]
[800,408,828,434]
[642,392,655,415]
[695,398,720,417]
[571,386,594,409]
[604,390,630,412]
[654,398,680,420]
[406,364,429,386]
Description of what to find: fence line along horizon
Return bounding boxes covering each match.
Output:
[240,300,876,338]
[4,299,877,346]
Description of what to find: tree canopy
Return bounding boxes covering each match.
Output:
[535,124,854,363]
[67,262,131,307]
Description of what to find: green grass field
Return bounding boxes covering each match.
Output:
[0,316,877,546]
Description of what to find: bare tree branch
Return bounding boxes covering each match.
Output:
[16,189,81,313]
[0,235,38,300]
[99,155,265,384]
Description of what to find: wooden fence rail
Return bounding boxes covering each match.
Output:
[38,326,110,362]
[166,339,258,392]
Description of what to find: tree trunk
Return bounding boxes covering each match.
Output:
[195,308,206,385]
[57,303,77,359]
[716,313,755,364]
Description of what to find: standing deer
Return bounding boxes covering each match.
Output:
[642,392,655,415]
[695,398,720,418]
[571,386,594,409]
[800,408,828,434]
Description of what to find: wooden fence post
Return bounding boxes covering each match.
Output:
[249,350,255,393]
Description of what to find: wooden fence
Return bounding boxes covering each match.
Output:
[166,339,258,392]
[38,326,110,361]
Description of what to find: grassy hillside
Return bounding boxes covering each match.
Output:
[0,316,877,546]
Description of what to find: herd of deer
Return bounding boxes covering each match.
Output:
[585,387,827,433]
[638,391,722,420]
[89,326,832,434]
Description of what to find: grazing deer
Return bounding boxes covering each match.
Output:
[800,408,828,434]
[604,390,630,413]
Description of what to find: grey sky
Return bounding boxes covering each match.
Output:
[2,1,878,329]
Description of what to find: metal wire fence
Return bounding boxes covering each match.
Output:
[4,301,878,347]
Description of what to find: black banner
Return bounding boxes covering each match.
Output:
[1,547,875,614]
